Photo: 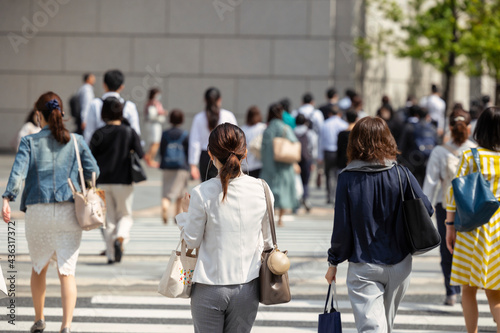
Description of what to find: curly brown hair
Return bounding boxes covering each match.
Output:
[347,116,399,163]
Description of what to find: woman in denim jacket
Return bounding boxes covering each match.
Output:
[2,92,99,333]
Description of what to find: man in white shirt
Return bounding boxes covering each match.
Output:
[318,109,348,204]
[419,84,446,136]
[84,69,141,144]
[292,93,324,135]
[78,73,95,133]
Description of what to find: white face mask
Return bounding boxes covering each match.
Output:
[155,94,162,101]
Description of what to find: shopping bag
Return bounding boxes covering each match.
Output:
[158,239,198,298]
[318,283,342,332]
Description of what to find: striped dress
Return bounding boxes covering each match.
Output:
[446,148,500,289]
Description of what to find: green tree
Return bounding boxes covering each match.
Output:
[361,0,466,117]
[461,0,500,104]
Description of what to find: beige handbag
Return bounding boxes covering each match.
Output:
[67,134,106,231]
[273,127,301,164]
[158,239,198,298]
[259,180,291,305]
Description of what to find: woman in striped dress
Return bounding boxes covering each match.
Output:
[446,106,500,333]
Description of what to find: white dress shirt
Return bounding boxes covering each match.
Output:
[188,109,237,165]
[241,122,267,171]
[83,92,141,144]
[77,83,94,123]
[419,94,446,130]
[318,115,348,160]
[292,104,324,135]
[176,174,274,285]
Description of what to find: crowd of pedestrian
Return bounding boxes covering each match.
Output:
[2,70,500,333]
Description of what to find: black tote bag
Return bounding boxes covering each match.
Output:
[396,165,440,255]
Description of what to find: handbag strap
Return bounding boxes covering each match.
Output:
[323,283,339,313]
[261,179,277,248]
[395,164,416,201]
[471,147,481,172]
[71,134,87,197]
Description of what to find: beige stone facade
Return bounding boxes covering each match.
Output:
[0,0,494,150]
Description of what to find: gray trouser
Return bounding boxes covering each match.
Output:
[190,278,259,333]
[347,255,412,333]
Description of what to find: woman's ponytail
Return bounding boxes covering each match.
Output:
[204,87,221,130]
[208,123,247,202]
[449,108,471,146]
[35,92,70,145]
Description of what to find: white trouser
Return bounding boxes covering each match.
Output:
[347,254,412,333]
[100,184,134,261]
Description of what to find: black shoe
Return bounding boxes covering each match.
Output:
[302,199,311,213]
[31,319,46,333]
[107,259,115,264]
[114,237,124,263]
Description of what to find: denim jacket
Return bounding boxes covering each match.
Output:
[2,127,99,212]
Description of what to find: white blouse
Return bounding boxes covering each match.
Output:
[188,109,238,165]
[176,174,274,285]
[241,122,267,171]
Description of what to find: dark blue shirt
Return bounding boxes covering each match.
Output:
[327,165,433,266]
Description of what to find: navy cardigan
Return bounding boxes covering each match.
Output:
[327,165,434,266]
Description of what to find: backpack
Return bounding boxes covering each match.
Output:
[441,143,460,204]
[161,131,188,169]
[413,122,437,159]
[297,131,312,162]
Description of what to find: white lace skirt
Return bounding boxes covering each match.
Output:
[25,202,82,276]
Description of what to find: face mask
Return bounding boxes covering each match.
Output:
[155,94,162,101]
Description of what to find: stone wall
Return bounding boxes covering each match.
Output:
[0,0,493,151]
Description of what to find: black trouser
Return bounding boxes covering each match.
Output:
[199,150,218,182]
[324,151,338,203]
[299,159,312,199]
[246,168,261,178]
[436,203,461,296]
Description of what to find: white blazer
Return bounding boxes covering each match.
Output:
[176,174,274,285]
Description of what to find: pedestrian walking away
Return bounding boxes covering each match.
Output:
[83,69,141,144]
[2,92,99,333]
[175,123,273,333]
[158,109,189,224]
[446,106,500,333]
[423,108,476,306]
[188,87,237,182]
[144,87,167,167]
[325,117,433,333]
[260,103,299,226]
[241,105,267,178]
[89,97,144,264]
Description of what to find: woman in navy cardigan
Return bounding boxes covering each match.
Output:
[325,117,433,333]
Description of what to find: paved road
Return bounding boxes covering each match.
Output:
[0,153,496,332]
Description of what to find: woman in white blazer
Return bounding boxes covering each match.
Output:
[176,123,273,333]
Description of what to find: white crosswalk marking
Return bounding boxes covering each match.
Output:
[0,217,334,257]
[3,295,495,333]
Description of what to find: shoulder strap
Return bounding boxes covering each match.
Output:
[261,179,277,248]
[471,147,481,171]
[442,143,458,156]
[71,134,86,197]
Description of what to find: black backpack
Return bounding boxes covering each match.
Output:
[161,131,188,169]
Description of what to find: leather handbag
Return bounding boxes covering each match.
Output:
[67,134,106,231]
[158,239,198,298]
[130,150,147,183]
[273,127,301,164]
[259,179,291,305]
[396,165,440,255]
[452,148,500,232]
[318,283,342,333]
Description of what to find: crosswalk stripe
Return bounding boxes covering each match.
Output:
[91,295,493,314]
[12,305,496,329]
